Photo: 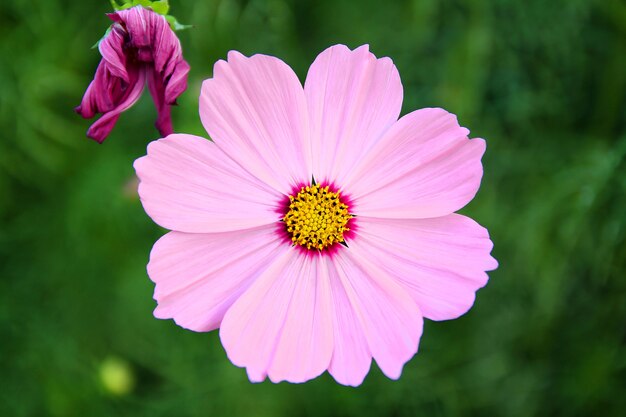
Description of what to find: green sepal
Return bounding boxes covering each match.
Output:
[165,15,192,31]
[109,0,170,15]
[91,26,112,49]
[107,1,189,32]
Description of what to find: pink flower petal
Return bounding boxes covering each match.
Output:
[84,66,146,143]
[219,250,334,383]
[77,7,189,143]
[111,7,154,53]
[133,6,189,106]
[164,59,190,104]
[147,11,182,77]
[325,256,371,386]
[304,44,402,185]
[350,215,498,321]
[146,67,173,137]
[75,61,116,119]
[98,25,128,82]
[330,249,423,380]
[149,225,286,332]
[345,108,486,218]
[199,52,311,194]
[134,134,282,233]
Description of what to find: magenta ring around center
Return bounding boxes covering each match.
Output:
[273,180,358,257]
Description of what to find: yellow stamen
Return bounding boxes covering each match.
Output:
[283,184,352,250]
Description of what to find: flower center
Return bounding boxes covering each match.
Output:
[283,184,352,251]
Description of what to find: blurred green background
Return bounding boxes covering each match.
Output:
[1,0,625,415]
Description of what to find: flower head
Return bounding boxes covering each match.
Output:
[76,5,189,143]
[134,45,498,385]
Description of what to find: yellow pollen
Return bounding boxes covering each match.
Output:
[283,184,352,250]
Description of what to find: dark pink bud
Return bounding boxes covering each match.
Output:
[76,6,190,143]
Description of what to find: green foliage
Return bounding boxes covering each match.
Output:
[165,14,192,31]
[1,0,625,416]
[108,0,191,32]
[110,0,170,15]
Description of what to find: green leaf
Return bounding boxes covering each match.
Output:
[109,0,122,10]
[104,1,186,38]
[165,14,192,31]
[109,0,129,11]
[110,0,170,15]
[91,26,112,49]
[148,0,169,15]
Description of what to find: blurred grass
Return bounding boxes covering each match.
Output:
[1,0,625,416]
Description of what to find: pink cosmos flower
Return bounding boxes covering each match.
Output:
[134,44,497,386]
[76,6,189,143]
